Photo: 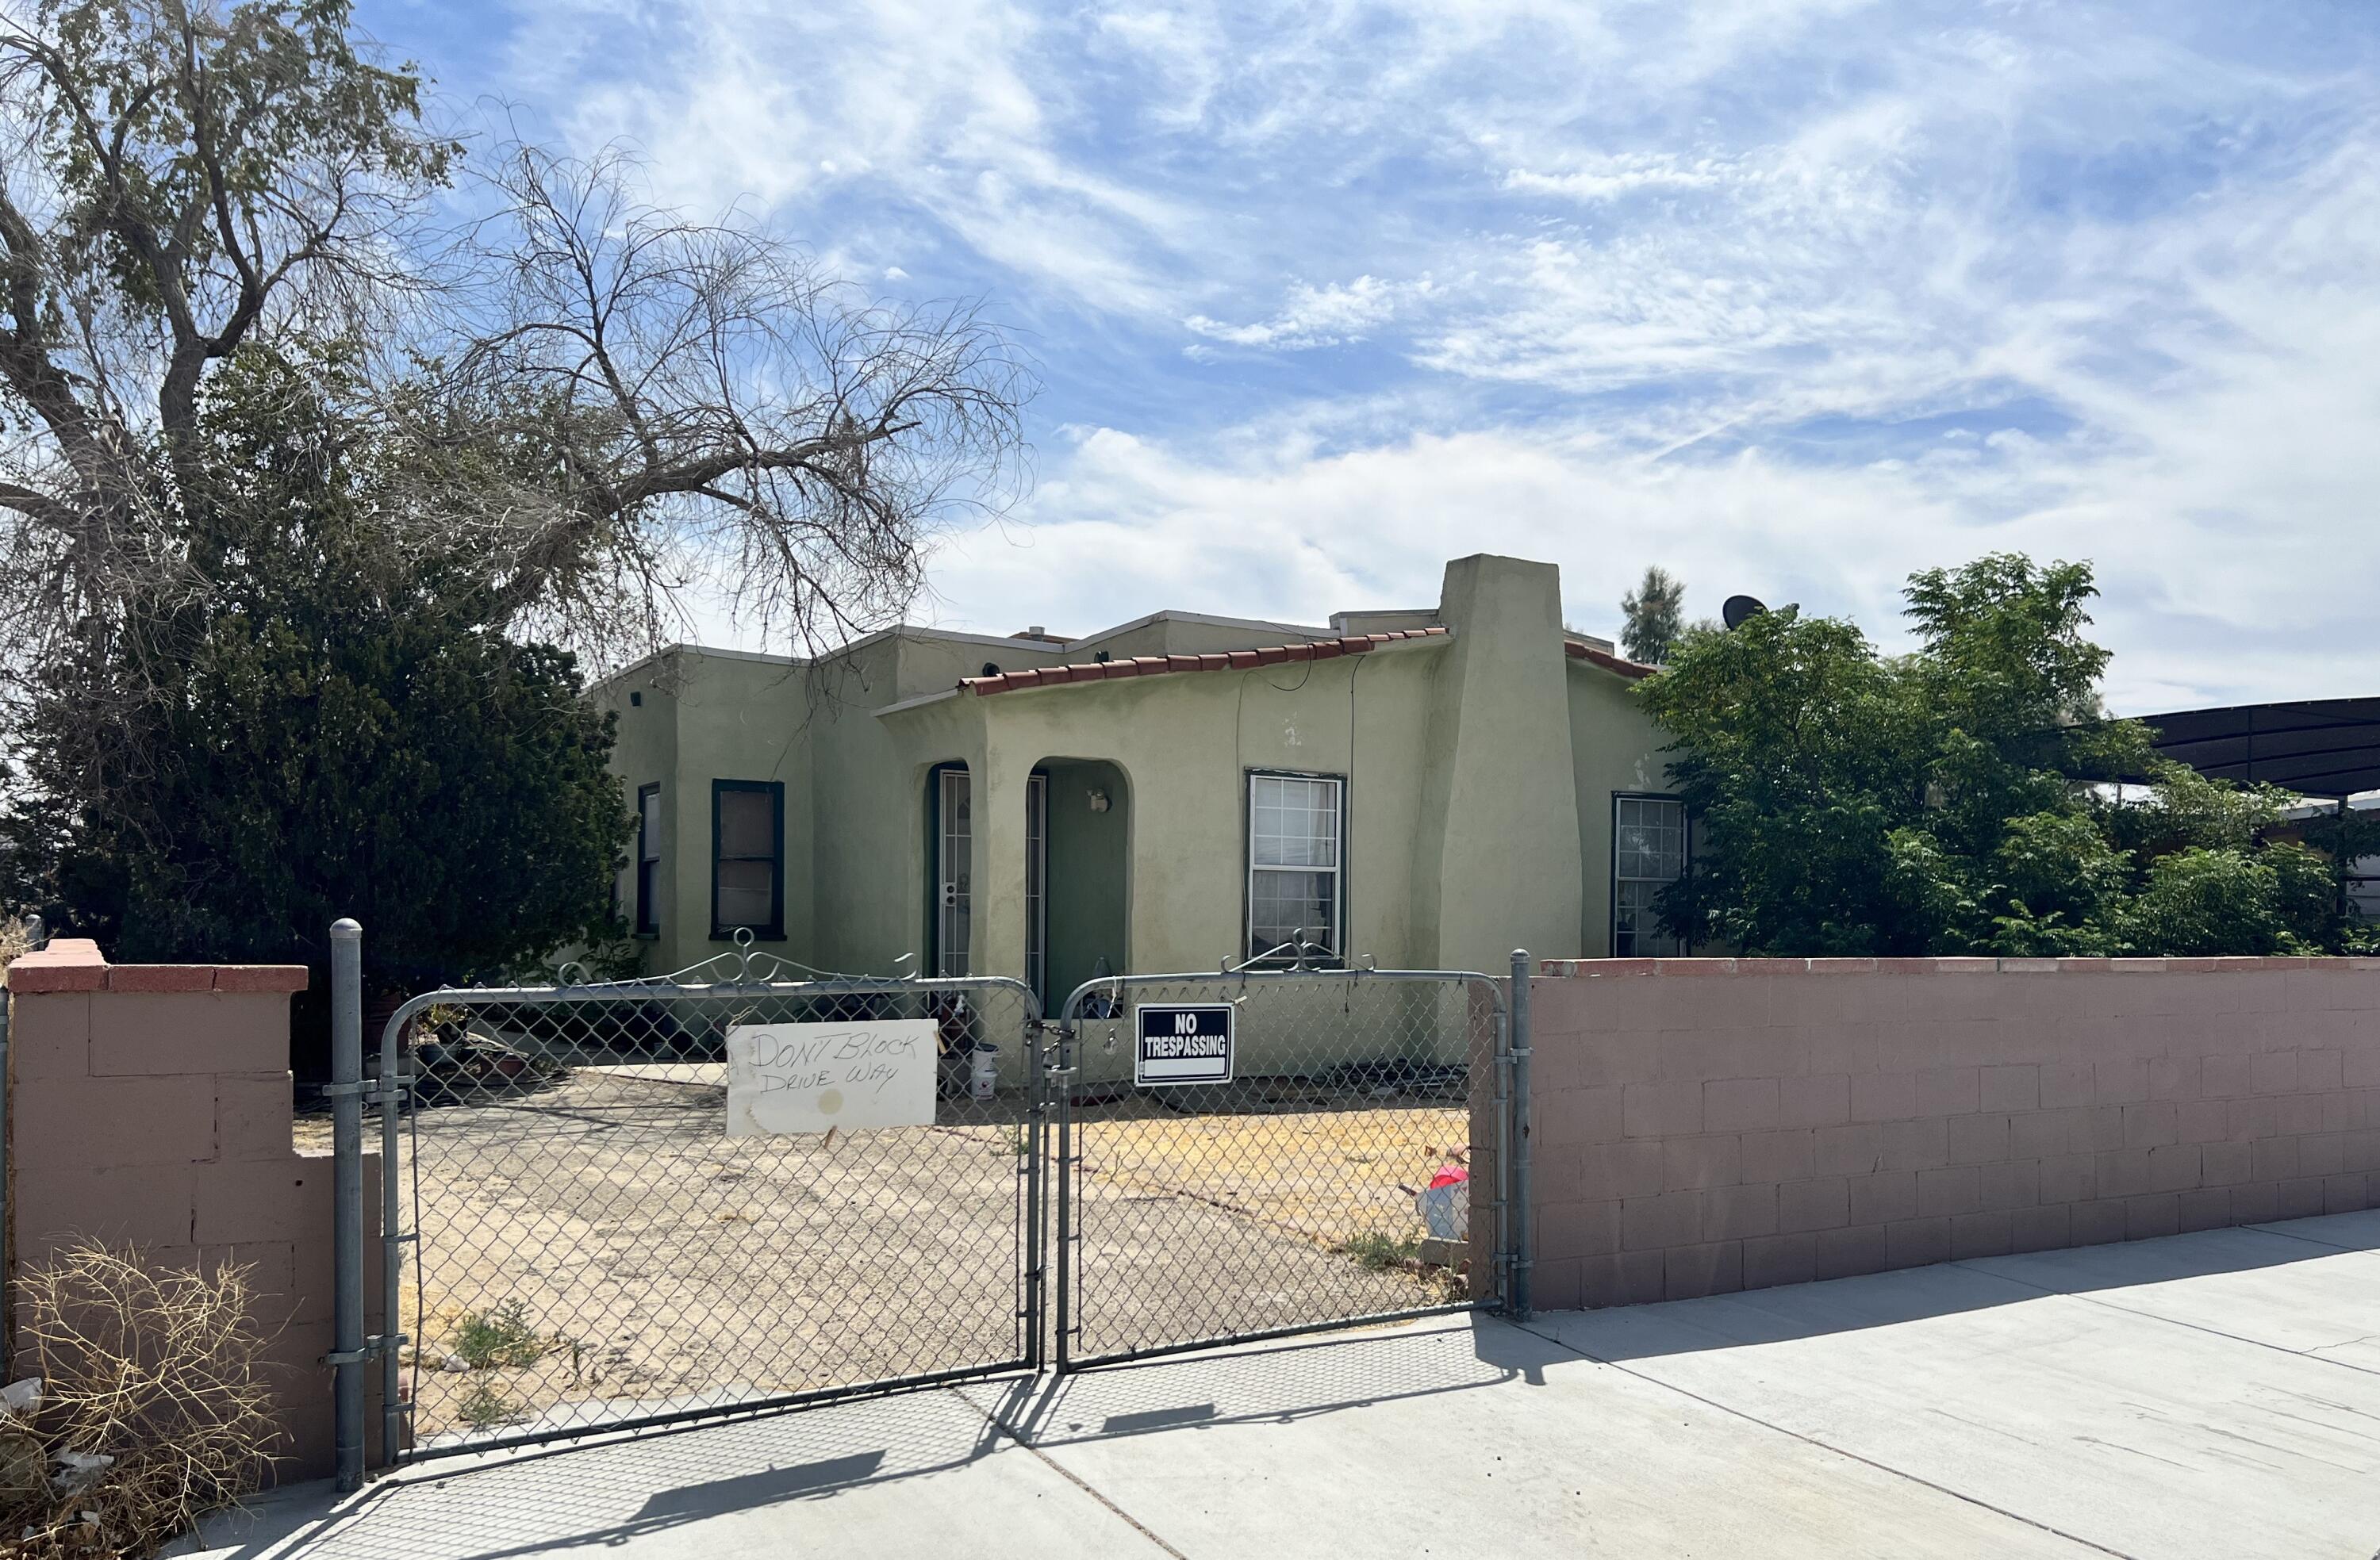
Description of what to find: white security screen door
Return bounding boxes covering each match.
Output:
[938,769,973,976]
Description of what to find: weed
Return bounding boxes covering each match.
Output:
[457,1382,523,1430]
[5,1244,275,1558]
[451,1299,547,1370]
[1334,1229,1423,1272]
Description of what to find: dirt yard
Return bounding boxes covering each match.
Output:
[332,1065,1472,1446]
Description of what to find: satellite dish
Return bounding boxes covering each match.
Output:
[1722,595,1768,631]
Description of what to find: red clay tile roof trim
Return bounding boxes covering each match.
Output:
[960,626,1450,696]
[1566,640,1658,679]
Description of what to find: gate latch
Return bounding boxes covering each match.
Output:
[324,1332,410,1367]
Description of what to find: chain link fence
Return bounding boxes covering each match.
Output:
[328,936,1522,1476]
[1054,965,1509,1368]
[368,958,1043,1463]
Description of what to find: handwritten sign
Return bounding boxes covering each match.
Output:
[724,1019,939,1136]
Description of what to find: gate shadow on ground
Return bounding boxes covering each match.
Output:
[188,1318,1534,1560]
[1530,1215,2380,1366]
[186,1388,1006,1560]
[984,1315,1537,1448]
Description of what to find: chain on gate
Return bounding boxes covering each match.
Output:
[1053,958,1513,1370]
[359,943,1046,1463]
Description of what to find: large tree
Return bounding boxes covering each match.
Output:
[1637,554,2370,957]
[0,0,1029,969]
[7,349,629,979]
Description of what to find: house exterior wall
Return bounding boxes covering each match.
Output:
[927,640,1441,978]
[1522,956,2380,1311]
[805,642,983,978]
[605,650,809,974]
[605,657,678,953]
[1567,660,1675,958]
[1410,555,1586,973]
[596,553,1668,986]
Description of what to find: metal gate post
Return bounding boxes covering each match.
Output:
[1508,949,1534,1320]
[329,919,365,1492]
[379,960,409,1465]
[1022,1017,1044,1370]
[1053,1008,1075,1370]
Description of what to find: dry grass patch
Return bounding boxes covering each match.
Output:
[2,1245,277,1558]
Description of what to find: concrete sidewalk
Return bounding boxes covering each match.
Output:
[182,1212,2380,1559]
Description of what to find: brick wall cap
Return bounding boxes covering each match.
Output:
[2,938,107,993]
[213,964,310,993]
[1534,954,2380,978]
[5,941,309,995]
[107,964,219,993]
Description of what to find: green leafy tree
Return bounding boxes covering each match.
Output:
[1634,606,1937,953]
[1638,553,2359,957]
[6,351,630,987]
[1620,566,1689,665]
[2124,849,2284,956]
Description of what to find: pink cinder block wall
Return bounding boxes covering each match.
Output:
[5,940,385,1481]
[1524,956,2380,1310]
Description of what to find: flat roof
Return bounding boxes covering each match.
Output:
[959,627,1450,697]
[593,624,1066,688]
[2137,698,2380,799]
[1061,608,1334,650]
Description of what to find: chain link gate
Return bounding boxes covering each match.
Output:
[1052,960,1514,1370]
[354,945,1046,1467]
[329,931,1527,1481]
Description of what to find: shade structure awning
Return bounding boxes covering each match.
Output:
[2136,698,2380,799]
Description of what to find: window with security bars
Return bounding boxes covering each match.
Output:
[935,766,972,977]
[1613,794,1687,957]
[635,784,661,935]
[712,780,784,939]
[1248,772,1342,959]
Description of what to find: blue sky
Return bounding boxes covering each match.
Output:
[363,0,2380,712]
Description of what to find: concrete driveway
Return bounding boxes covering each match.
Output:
[183,1210,2380,1559]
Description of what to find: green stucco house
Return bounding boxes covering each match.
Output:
[597,553,1683,1001]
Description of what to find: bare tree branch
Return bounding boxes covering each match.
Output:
[0,2,1033,883]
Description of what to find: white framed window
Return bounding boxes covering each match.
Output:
[1612,794,1687,957]
[1248,772,1343,960]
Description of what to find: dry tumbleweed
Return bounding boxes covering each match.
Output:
[3,1245,278,1557]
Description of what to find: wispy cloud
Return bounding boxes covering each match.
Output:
[372,0,2380,707]
[1183,275,1432,352]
